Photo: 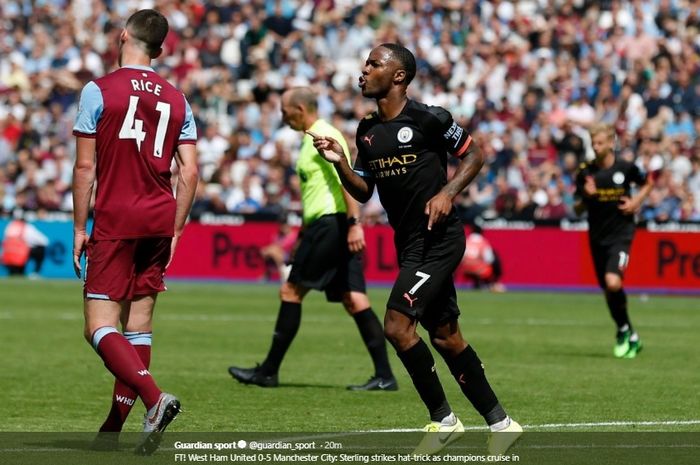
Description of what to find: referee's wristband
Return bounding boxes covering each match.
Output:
[347,216,360,226]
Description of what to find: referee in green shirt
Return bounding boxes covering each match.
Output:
[228,87,396,391]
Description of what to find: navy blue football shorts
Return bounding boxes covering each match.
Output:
[387,227,465,331]
[288,213,366,302]
[590,240,632,289]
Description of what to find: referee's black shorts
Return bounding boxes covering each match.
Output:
[288,213,366,302]
[590,240,632,289]
[387,227,465,331]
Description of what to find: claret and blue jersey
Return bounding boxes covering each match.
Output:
[73,65,197,240]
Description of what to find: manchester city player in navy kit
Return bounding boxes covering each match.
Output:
[310,43,521,457]
[575,123,653,358]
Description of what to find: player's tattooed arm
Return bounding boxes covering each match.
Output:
[425,140,484,230]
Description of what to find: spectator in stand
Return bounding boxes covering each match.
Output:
[198,124,230,182]
[0,0,699,225]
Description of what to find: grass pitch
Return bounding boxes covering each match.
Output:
[1,279,698,433]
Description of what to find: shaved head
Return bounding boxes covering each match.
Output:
[282,87,318,112]
[281,87,318,131]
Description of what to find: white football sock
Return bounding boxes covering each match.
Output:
[489,416,512,432]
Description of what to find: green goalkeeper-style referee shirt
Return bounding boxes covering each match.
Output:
[297,119,351,225]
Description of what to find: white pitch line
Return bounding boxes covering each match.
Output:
[4,310,697,329]
[531,420,700,429]
[1,311,685,328]
[372,419,700,432]
[1,421,699,454]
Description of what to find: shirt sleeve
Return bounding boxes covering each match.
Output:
[179,98,197,144]
[427,106,473,159]
[72,81,103,138]
[353,123,373,178]
[628,162,647,185]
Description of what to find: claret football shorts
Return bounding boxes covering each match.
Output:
[84,237,171,301]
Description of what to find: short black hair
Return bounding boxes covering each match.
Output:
[126,9,169,58]
[379,43,416,85]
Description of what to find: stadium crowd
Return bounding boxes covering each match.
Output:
[1,0,699,224]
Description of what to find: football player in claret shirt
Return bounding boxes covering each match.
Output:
[72,9,198,455]
[574,123,653,359]
[311,43,521,457]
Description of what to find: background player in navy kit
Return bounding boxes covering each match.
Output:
[574,123,653,358]
[72,9,198,454]
[310,44,521,457]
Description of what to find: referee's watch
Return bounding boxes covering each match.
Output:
[347,216,360,226]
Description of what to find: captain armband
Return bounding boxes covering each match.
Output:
[453,135,474,159]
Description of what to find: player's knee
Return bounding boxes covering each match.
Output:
[279,283,302,303]
[83,326,93,344]
[341,294,355,313]
[342,292,369,314]
[83,324,102,346]
[430,334,466,356]
[605,274,622,292]
[430,334,449,351]
[384,324,416,351]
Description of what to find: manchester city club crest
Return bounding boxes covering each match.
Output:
[397,126,413,143]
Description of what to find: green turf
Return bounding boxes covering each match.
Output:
[1,279,698,432]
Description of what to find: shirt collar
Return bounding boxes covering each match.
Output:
[122,65,154,72]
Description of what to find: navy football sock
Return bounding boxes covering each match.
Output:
[606,289,632,332]
[442,345,505,426]
[397,339,451,422]
[352,308,393,379]
[261,301,301,375]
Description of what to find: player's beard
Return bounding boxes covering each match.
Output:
[361,83,385,99]
[595,147,613,162]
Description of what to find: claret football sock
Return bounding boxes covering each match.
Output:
[260,301,301,376]
[99,332,152,432]
[92,327,161,409]
[444,345,504,423]
[397,339,451,422]
[352,308,393,379]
